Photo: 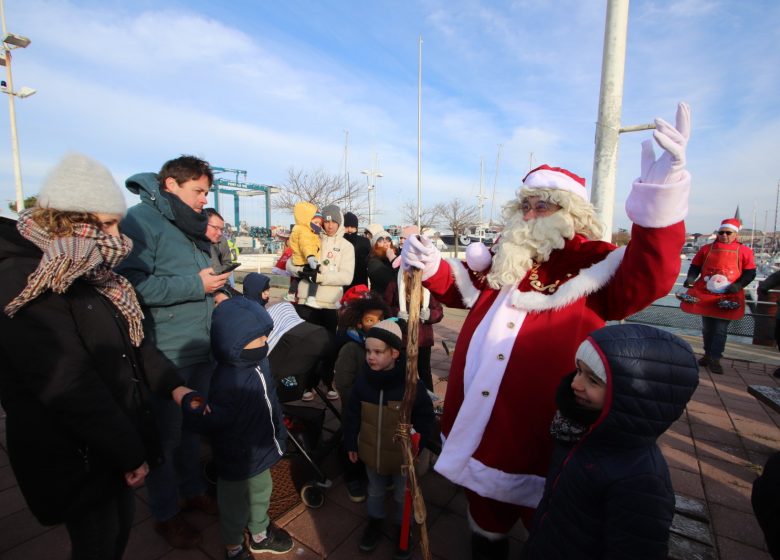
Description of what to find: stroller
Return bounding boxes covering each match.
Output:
[271,331,343,510]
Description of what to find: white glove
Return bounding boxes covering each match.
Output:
[420,308,431,322]
[307,256,319,269]
[639,102,691,185]
[401,235,441,280]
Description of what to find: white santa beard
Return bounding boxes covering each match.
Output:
[487,211,575,289]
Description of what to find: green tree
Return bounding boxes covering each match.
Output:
[7,195,37,213]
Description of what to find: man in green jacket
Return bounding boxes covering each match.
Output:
[118,155,231,549]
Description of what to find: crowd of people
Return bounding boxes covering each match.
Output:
[3,102,777,560]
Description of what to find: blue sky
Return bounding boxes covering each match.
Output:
[1,0,779,234]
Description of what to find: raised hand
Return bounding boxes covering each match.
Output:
[401,235,441,280]
[639,102,691,185]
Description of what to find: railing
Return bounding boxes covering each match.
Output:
[624,281,778,340]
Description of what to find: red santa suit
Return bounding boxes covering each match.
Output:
[425,167,689,534]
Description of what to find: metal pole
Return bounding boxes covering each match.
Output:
[1,0,25,212]
[772,183,778,253]
[265,189,271,229]
[343,129,349,210]
[590,0,630,241]
[416,35,423,229]
[233,193,240,231]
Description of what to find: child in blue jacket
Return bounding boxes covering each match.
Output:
[520,324,699,560]
[182,297,293,559]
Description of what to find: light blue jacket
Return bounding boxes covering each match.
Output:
[117,172,213,368]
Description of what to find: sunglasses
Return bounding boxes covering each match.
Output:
[717,230,735,235]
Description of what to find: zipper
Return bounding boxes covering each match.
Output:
[256,366,284,456]
[376,389,384,470]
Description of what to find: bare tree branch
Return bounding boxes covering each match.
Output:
[439,198,480,255]
[400,201,443,233]
[272,167,367,218]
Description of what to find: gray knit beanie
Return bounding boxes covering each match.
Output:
[321,204,343,225]
[37,153,127,216]
[366,319,403,350]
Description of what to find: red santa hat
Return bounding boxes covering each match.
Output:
[522,164,587,202]
[719,218,741,233]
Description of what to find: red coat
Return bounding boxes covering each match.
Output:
[425,222,685,507]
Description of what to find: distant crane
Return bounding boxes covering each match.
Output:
[211,166,280,230]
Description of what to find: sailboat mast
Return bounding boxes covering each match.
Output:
[490,144,502,225]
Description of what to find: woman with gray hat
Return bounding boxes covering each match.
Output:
[0,154,191,560]
[287,204,354,399]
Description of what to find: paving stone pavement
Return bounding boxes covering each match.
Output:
[1,294,779,559]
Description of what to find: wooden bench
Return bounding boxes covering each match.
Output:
[748,385,780,414]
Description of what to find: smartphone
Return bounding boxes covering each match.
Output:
[211,262,241,275]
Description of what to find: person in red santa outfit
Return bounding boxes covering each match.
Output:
[680,218,756,375]
[401,103,691,559]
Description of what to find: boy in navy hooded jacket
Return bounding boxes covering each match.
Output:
[521,324,699,560]
[182,297,293,559]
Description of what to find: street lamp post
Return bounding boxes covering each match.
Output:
[361,167,383,224]
[1,0,34,212]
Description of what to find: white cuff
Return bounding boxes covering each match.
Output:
[625,170,690,228]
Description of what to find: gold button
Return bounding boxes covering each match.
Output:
[507,322,515,329]
[498,354,505,360]
[482,391,490,397]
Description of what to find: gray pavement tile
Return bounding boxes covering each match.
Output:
[0,523,70,560]
[0,508,54,554]
[0,485,26,520]
[283,498,362,556]
[694,440,750,464]
[717,535,774,560]
[670,467,706,500]
[709,503,768,551]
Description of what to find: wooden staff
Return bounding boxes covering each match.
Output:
[395,265,431,559]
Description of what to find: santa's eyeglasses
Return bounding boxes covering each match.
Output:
[520,200,560,215]
[717,230,735,236]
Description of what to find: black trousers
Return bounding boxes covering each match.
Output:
[294,306,339,388]
[269,320,331,401]
[752,451,780,559]
[65,483,135,560]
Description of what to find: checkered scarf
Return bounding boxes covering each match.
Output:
[4,209,145,346]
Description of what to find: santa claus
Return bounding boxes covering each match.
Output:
[402,103,691,558]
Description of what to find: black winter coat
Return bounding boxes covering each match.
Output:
[0,217,182,525]
[182,297,286,481]
[344,232,371,288]
[521,324,699,560]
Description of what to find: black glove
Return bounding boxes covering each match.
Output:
[683,278,695,288]
[726,283,741,294]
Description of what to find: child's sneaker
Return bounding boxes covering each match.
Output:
[326,389,339,400]
[301,391,315,402]
[249,524,294,555]
[225,543,252,559]
[305,296,321,309]
[283,293,296,302]
[346,479,366,503]
[359,518,383,553]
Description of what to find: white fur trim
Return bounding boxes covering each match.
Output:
[510,246,626,311]
[468,511,514,539]
[720,222,739,232]
[448,258,481,308]
[625,171,690,228]
[435,455,545,508]
[524,167,587,201]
